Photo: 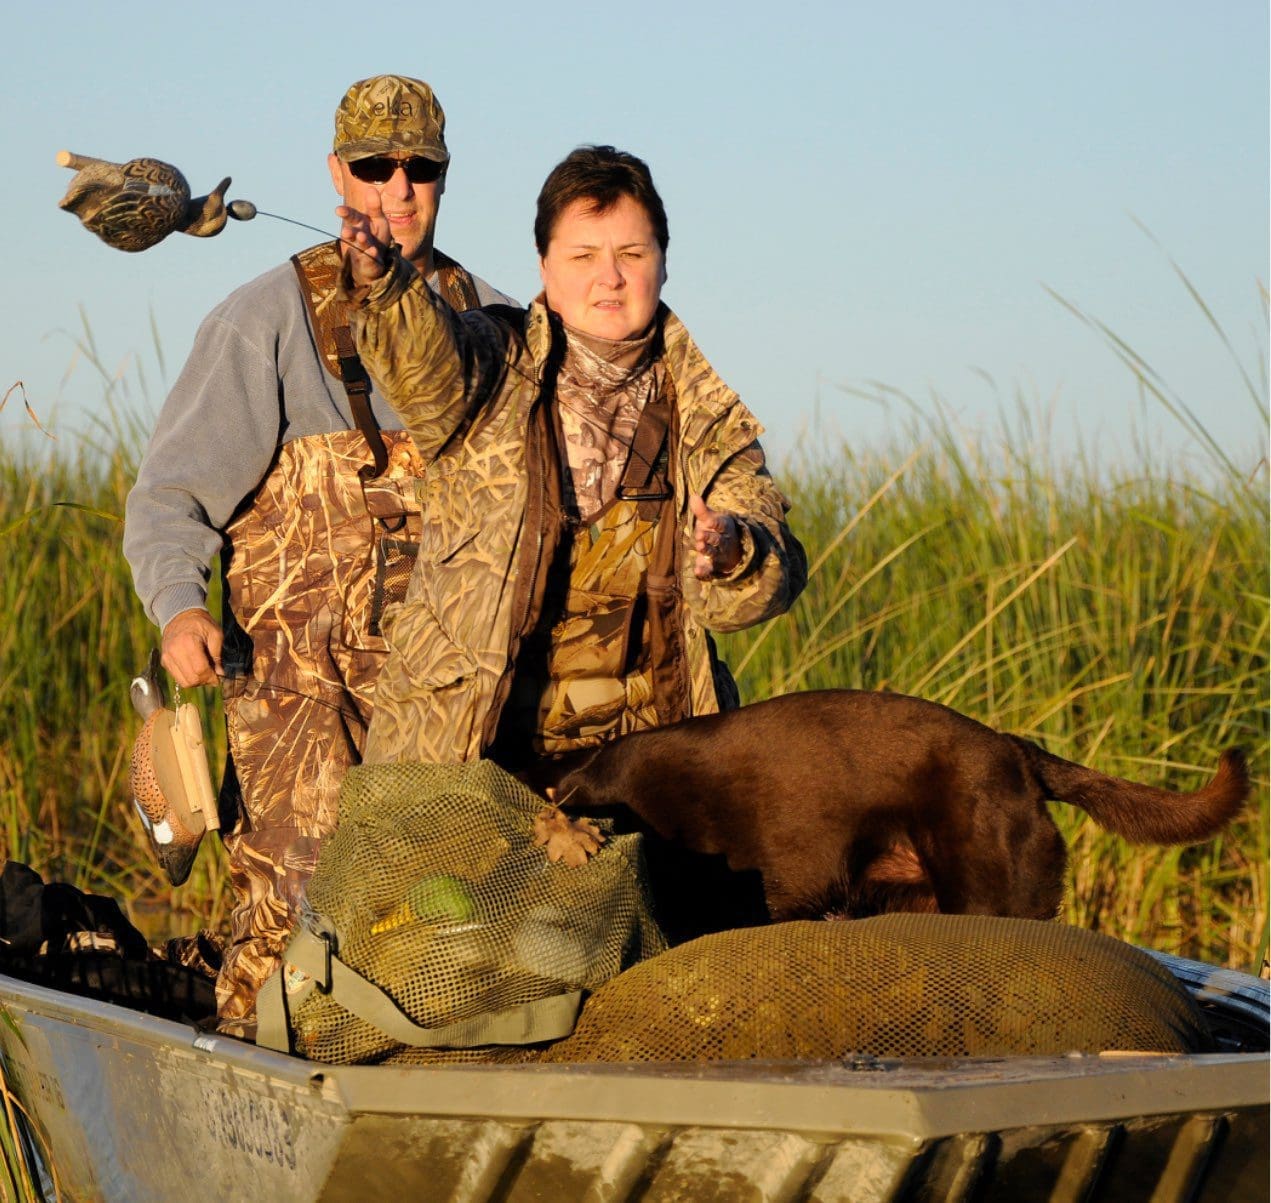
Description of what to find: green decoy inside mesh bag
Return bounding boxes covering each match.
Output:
[256,760,666,1064]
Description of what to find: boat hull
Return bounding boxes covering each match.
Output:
[1,969,1267,1202]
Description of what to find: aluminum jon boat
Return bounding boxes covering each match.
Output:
[0,947,1266,1202]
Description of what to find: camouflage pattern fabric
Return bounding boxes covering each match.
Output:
[213,243,486,1037]
[500,498,662,758]
[556,324,661,524]
[333,75,448,163]
[164,929,225,980]
[352,261,807,766]
[215,428,424,1034]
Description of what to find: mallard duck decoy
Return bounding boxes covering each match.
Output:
[128,649,219,886]
[56,150,254,252]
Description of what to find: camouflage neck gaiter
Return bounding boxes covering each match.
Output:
[556,321,664,524]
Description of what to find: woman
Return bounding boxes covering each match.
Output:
[339,146,806,768]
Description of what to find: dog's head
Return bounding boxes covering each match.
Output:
[515,745,606,802]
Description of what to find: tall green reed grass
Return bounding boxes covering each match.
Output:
[1,300,1266,969]
[0,337,231,944]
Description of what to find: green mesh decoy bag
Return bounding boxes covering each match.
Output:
[255,760,666,1064]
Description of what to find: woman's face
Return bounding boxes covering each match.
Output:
[539,194,666,341]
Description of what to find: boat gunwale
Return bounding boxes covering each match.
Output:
[2,969,1267,1144]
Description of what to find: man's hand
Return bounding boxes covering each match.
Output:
[161,608,224,688]
[336,190,394,286]
[690,494,742,580]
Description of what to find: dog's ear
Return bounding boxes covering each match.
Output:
[545,786,556,801]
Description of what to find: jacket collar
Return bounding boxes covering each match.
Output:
[524,298,762,445]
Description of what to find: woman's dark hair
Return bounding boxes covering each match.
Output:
[534,145,669,256]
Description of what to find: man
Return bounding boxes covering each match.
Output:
[124,75,512,1037]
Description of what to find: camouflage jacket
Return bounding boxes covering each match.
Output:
[354,257,807,765]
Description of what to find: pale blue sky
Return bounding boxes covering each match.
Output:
[5,1,1267,474]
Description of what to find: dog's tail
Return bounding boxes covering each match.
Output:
[1011,738,1249,844]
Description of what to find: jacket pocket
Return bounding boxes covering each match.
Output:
[420,518,481,567]
[547,595,638,681]
[380,595,480,690]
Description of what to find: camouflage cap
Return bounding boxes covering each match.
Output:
[333,75,449,163]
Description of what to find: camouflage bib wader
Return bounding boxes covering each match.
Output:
[497,376,715,763]
[215,242,481,1035]
[508,496,661,756]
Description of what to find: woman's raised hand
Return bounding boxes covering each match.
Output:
[336,190,393,286]
[690,494,742,580]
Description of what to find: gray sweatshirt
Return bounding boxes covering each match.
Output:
[123,253,513,630]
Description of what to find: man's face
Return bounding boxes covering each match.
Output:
[539,194,666,341]
[328,152,445,271]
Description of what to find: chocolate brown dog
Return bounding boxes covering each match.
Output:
[525,690,1248,940]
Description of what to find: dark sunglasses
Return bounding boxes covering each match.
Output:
[347,155,445,185]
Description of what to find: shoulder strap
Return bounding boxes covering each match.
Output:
[291,243,390,479]
[433,248,483,312]
[642,373,693,725]
[616,382,673,522]
[290,242,353,383]
[255,925,584,1053]
[333,326,387,481]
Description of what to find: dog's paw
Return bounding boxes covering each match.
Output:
[532,805,606,867]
